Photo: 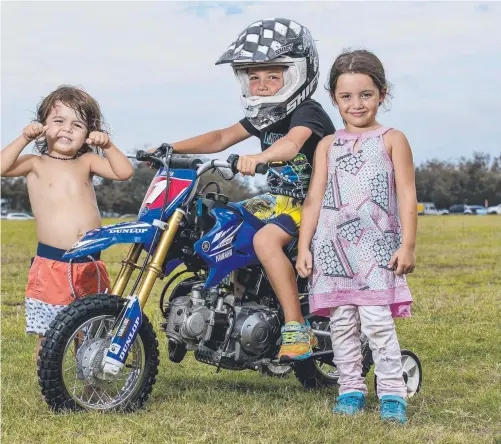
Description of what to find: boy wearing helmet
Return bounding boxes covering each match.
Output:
[160,19,334,360]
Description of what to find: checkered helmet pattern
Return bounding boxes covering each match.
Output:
[215,18,319,130]
[216,18,311,64]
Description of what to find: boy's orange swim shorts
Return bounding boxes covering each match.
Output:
[25,243,110,335]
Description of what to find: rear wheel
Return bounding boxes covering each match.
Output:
[260,362,293,378]
[38,294,159,412]
[293,319,338,389]
[293,358,339,389]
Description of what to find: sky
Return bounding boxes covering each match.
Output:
[2,1,500,173]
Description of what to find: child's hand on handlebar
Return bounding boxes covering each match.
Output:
[144,144,170,168]
[146,145,169,156]
[237,154,266,176]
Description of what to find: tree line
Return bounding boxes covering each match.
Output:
[2,151,500,214]
[415,152,501,209]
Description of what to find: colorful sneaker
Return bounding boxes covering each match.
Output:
[380,395,407,424]
[278,321,314,361]
[333,392,366,415]
[306,320,319,348]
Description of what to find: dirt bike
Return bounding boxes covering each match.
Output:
[38,145,422,411]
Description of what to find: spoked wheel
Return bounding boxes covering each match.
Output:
[293,319,338,389]
[294,358,339,388]
[38,294,159,412]
[374,349,422,398]
[260,362,293,378]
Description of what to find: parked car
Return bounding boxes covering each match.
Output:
[5,212,34,220]
[417,202,448,215]
[487,203,501,215]
[101,211,120,218]
[464,205,487,215]
[418,202,435,215]
[449,204,468,214]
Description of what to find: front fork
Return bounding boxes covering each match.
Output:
[102,209,185,375]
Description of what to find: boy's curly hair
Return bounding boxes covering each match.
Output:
[34,85,107,156]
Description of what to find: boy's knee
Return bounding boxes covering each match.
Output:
[253,232,271,259]
[253,228,288,259]
[253,230,267,251]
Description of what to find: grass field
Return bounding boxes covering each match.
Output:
[1,216,500,444]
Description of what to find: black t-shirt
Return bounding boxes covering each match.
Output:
[239,99,335,199]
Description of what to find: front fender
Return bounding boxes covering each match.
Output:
[63,220,155,259]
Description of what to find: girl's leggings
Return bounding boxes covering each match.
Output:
[330,304,407,398]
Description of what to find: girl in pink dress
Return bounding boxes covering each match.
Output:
[296,50,417,424]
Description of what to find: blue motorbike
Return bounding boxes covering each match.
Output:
[38,146,422,411]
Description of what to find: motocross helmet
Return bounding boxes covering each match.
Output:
[215,18,319,131]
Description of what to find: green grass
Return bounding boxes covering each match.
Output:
[2,216,500,444]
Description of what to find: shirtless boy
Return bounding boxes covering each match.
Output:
[1,85,134,359]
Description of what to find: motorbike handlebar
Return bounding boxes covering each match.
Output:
[134,148,268,176]
[135,150,202,171]
[227,154,268,175]
[255,163,269,175]
[135,150,165,169]
[170,157,204,170]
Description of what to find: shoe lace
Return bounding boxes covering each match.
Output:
[339,395,363,409]
[382,400,403,415]
[282,330,309,345]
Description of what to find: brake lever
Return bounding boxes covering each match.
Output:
[153,143,172,158]
[227,154,240,175]
[215,167,235,181]
[134,150,168,170]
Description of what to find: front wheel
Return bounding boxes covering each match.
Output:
[38,294,160,412]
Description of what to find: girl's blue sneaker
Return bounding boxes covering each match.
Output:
[380,395,407,424]
[333,392,366,415]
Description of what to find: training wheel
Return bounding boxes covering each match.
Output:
[374,349,422,398]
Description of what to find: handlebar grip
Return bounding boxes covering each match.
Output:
[136,150,151,161]
[136,149,164,169]
[255,163,269,175]
[170,157,203,170]
[227,154,268,175]
[154,143,171,156]
[227,154,240,174]
[137,144,172,161]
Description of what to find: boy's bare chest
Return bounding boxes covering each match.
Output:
[28,161,94,197]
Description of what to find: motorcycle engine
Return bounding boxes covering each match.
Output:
[165,289,281,364]
[165,295,211,345]
[232,304,281,356]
